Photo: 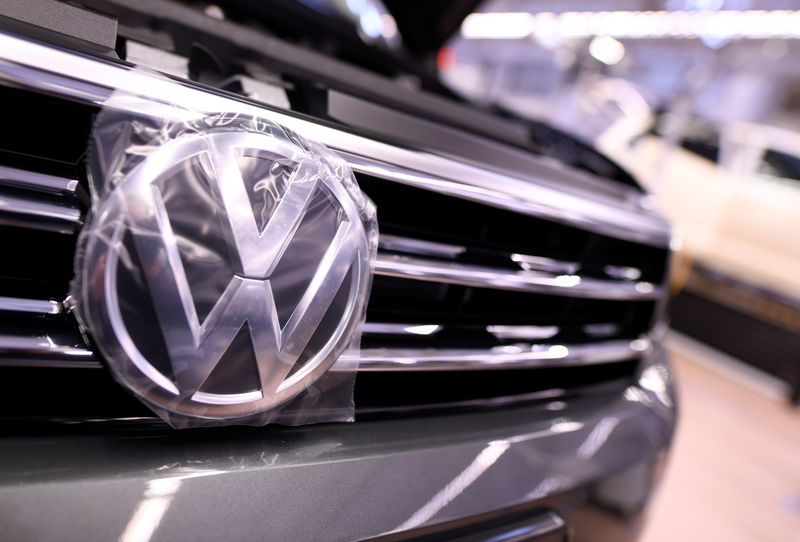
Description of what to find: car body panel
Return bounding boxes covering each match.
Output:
[0,349,673,541]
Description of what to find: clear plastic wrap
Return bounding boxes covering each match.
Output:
[72,92,378,428]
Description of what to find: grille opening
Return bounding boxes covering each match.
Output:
[0,88,94,301]
[366,276,655,334]
[0,367,152,421]
[0,310,81,339]
[0,225,79,299]
[0,360,638,427]
[356,172,669,284]
[354,361,638,415]
[0,85,95,171]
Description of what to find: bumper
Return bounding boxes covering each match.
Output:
[0,347,675,541]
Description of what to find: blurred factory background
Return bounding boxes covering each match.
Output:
[436,1,800,411]
[444,0,800,136]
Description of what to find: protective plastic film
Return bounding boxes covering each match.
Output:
[72,92,377,428]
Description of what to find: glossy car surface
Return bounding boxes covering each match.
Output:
[0,1,675,540]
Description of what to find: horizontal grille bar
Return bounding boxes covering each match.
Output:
[0,164,79,193]
[362,322,443,336]
[353,338,648,371]
[0,30,670,248]
[374,253,660,301]
[0,334,95,367]
[0,322,648,373]
[378,234,465,259]
[0,296,60,314]
[0,193,81,227]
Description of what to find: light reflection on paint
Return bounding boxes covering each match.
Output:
[639,365,673,407]
[577,416,621,459]
[550,419,583,433]
[624,386,651,404]
[119,470,223,542]
[525,477,561,500]
[394,413,591,527]
[394,440,510,531]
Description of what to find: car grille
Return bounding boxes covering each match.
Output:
[0,31,670,424]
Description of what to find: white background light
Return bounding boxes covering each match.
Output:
[589,35,626,65]
[461,12,533,39]
[461,10,800,40]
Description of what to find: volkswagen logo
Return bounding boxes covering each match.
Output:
[75,116,376,422]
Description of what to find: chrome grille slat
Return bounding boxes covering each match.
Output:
[361,323,443,336]
[0,193,81,228]
[0,164,79,194]
[0,338,644,372]
[353,338,649,371]
[511,253,580,274]
[0,296,61,314]
[486,325,560,340]
[374,253,659,301]
[0,335,95,366]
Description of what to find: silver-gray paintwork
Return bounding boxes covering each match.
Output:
[0,348,675,541]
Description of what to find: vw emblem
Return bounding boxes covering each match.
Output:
[75,116,376,422]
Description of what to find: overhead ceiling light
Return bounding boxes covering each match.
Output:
[461,10,800,40]
[461,12,534,39]
[589,35,626,65]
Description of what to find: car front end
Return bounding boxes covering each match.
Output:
[0,2,675,540]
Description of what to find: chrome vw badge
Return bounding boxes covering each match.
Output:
[75,116,376,423]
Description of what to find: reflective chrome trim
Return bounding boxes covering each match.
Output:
[378,234,465,259]
[362,323,562,340]
[0,194,81,223]
[374,254,660,301]
[604,264,642,281]
[361,323,442,336]
[0,335,647,371]
[0,297,60,315]
[0,335,96,368]
[355,338,648,371]
[511,253,580,274]
[0,31,670,247]
[462,512,568,542]
[486,325,559,340]
[0,164,79,193]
